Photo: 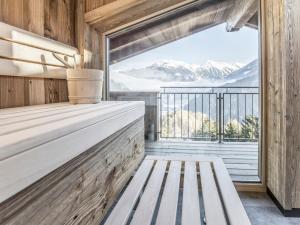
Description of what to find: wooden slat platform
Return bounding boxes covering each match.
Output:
[146,140,259,182]
[103,155,252,225]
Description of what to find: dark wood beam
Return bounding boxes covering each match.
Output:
[226,0,258,32]
[246,12,258,30]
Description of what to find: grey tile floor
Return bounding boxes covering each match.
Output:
[240,192,300,225]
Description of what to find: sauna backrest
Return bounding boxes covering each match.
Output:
[0,22,80,79]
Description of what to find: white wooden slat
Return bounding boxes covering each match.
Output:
[181,161,201,225]
[155,161,181,225]
[0,102,115,120]
[130,160,167,225]
[0,103,69,117]
[213,159,252,225]
[104,159,154,225]
[199,162,227,225]
[0,102,143,161]
[0,104,94,126]
[0,102,125,135]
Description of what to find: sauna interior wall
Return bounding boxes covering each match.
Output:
[0,0,102,108]
[262,0,300,210]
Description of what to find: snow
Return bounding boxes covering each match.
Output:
[110,59,258,91]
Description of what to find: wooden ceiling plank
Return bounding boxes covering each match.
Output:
[226,0,258,32]
[92,0,205,33]
[84,0,147,25]
[110,1,231,63]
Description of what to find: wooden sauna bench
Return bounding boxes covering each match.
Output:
[103,155,252,225]
[0,101,145,225]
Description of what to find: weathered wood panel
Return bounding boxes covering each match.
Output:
[262,0,300,210]
[0,76,25,108]
[0,0,101,107]
[44,0,76,46]
[89,0,205,33]
[0,75,68,108]
[85,0,117,12]
[0,118,144,225]
[110,92,159,140]
[0,0,44,35]
[109,0,231,63]
[24,78,46,105]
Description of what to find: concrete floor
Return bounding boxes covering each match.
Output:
[240,192,300,225]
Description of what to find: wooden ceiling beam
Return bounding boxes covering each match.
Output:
[110,1,232,63]
[86,0,207,33]
[226,0,258,32]
[245,12,258,30]
[84,0,147,25]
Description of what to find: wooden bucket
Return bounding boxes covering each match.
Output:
[67,69,104,104]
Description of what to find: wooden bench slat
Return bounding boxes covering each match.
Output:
[199,162,227,225]
[130,160,167,225]
[213,159,252,225]
[155,161,181,225]
[181,161,201,225]
[0,103,69,118]
[104,159,154,225]
[0,103,123,135]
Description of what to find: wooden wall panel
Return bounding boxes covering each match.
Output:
[0,0,75,45]
[0,118,144,225]
[0,76,25,108]
[0,76,68,109]
[0,0,44,34]
[284,0,300,209]
[263,0,300,210]
[44,0,76,46]
[0,0,100,108]
[24,78,46,105]
[44,79,60,104]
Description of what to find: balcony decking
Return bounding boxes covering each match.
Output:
[145,140,259,182]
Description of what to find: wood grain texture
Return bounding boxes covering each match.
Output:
[0,0,82,108]
[155,161,181,225]
[226,0,258,32]
[44,0,75,46]
[85,0,147,25]
[0,0,43,35]
[85,0,117,12]
[0,118,145,225]
[130,160,167,225]
[104,159,154,225]
[0,75,68,108]
[262,0,300,209]
[181,161,201,225]
[24,78,46,105]
[89,0,204,33]
[109,0,231,63]
[0,76,25,108]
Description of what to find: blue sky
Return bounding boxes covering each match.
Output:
[111,23,258,70]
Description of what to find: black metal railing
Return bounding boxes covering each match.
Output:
[159,87,259,142]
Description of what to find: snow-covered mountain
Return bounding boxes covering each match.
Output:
[110,59,258,91]
[196,60,242,80]
[224,59,258,87]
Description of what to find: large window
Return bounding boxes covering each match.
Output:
[109,23,258,92]
[108,22,260,182]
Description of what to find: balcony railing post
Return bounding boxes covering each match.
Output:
[218,93,223,143]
